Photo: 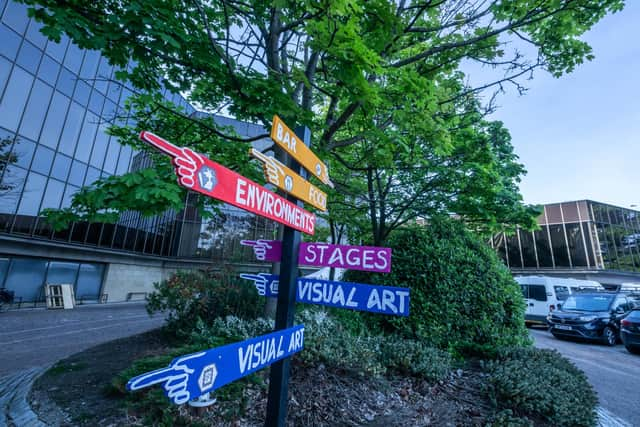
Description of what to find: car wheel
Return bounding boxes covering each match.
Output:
[603,326,617,346]
[625,345,640,355]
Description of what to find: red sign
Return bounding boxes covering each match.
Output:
[139,131,316,235]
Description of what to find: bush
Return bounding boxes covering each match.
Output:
[146,269,264,337]
[343,218,529,357]
[296,309,451,381]
[484,347,598,427]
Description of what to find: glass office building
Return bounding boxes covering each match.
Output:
[492,200,640,285]
[0,1,276,304]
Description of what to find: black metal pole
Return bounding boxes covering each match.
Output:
[264,125,311,427]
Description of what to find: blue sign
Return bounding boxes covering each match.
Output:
[240,274,410,316]
[127,324,305,405]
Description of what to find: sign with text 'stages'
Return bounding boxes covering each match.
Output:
[249,149,327,211]
[270,115,333,188]
[127,325,304,405]
[240,240,392,273]
[240,273,409,316]
[139,131,316,235]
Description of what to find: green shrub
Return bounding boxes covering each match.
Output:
[296,309,451,381]
[146,269,263,337]
[343,218,529,357]
[484,347,598,427]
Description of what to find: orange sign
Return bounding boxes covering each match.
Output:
[270,115,333,188]
[250,149,327,211]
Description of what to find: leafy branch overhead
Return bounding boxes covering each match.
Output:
[21,0,623,239]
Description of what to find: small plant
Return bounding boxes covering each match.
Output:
[146,269,264,338]
[483,347,598,427]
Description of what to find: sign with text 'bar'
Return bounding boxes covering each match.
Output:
[140,131,315,235]
[270,115,333,188]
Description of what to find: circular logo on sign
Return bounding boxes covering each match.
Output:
[315,163,322,176]
[284,175,293,192]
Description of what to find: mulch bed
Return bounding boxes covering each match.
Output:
[29,329,496,426]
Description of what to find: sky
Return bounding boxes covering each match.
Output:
[476,1,640,209]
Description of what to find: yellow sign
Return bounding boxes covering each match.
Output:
[250,149,328,211]
[270,115,333,188]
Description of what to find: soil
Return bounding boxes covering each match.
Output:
[29,329,498,426]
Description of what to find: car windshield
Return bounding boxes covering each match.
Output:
[562,295,613,312]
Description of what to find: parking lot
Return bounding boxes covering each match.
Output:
[531,328,640,427]
[0,303,164,376]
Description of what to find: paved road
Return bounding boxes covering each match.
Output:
[0,303,165,376]
[531,328,640,427]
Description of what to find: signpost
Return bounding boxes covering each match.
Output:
[241,240,392,273]
[240,273,410,316]
[127,325,304,405]
[249,148,327,211]
[270,115,333,188]
[139,131,316,235]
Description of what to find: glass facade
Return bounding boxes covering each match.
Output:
[0,1,279,301]
[494,200,640,273]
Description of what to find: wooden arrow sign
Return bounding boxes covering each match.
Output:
[139,131,316,235]
[270,115,333,188]
[249,149,327,211]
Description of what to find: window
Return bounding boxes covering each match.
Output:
[45,35,68,63]
[80,50,100,79]
[63,43,83,74]
[40,178,64,210]
[507,233,522,268]
[37,54,60,86]
[17,171,46,215]
[0,24,21,60]
[12,137,35,169]
[0,165,26,215]
[88,89,105,114]
[2,1,29,35]
[4,258,48,302]
[45,261,79,286]
[31,144,54,175]
[25,20,48,49]
[51,153,71,181]
[40,91,70,149]
[565,223,588,267]
[75,112,98,162]
[16,40,41,74]
[549,224,570,267]
[519,230,538,268]
[84,166,100,186]
[94,56,112,94]
[0,257,8,288]
[89,124,108,168]
[19,79,52,141]
[0,66,34,132]
[102,139,120,174]
[73,80,90,106]
[534,228,553,267]
[67,160,86,186]
[528,285,547,302]
[75,263,104,300]
[0,55,10,94]
[61,184,78,208]
[554,286,570,301]
[58,101,84,156]
[56,67,76,97]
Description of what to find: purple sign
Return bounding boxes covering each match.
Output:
[240,240,392,273]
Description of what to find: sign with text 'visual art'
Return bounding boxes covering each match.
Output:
[240,273,410,316]
[139,131,316,235]
[127,325,304,405]
[240,240,392,273]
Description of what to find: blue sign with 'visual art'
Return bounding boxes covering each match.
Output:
[240,274,410,316]
[127,324,305,405]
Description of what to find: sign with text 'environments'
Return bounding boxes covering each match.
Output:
[240,240,392,273]
[270,115,333,188]
[249,149,327,211]
[240,274,409,316]
[127,325,305,405]
[139,131,315,235]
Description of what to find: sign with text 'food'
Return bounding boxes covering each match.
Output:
[240,240,392,273]
[140,131,315,235]
[240,273,409,316]
[270,115,333,188]
[127,325,305,405]
[249,148,327,211]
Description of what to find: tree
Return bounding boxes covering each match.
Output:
[21,0,623,237]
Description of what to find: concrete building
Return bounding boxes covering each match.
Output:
[492,200,640,286]
[0,1,275,305]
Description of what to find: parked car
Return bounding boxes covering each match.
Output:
[515,276,603,325]
[621,309,640,354]
[547,292,640,346]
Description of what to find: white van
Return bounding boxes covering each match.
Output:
[515,276,603,325]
